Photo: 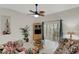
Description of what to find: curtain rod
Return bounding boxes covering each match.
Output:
[43,19,63,22]
[43,19,63,23]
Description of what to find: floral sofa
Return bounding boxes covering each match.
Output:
[0,40,39,54]
[54,38,79,54]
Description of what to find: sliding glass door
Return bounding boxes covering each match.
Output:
[44,20,60,41]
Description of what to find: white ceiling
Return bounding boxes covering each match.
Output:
[0,4,79,15]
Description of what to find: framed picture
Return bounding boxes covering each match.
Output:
[0,16,11,35]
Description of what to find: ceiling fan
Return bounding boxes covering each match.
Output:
[29,4,45,17]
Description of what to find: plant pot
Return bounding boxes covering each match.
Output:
[24,37,29,42]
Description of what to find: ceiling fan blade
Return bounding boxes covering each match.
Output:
[29,10,35,13]
[27,13,34,15]
[38,11,45,16]
[39,13,45,16]
[39,11,45,13]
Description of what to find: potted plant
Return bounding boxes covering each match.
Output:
[20,25,29,42]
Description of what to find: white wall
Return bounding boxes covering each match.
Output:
[1,7,79,44]
[34,7,79,53]
[0,6,79,53]
[0,8,38,44]
[38,7,79,39]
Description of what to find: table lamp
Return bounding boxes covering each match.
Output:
[67,32,75,39]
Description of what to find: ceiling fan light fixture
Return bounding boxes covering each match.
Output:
[34,14,39,18]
